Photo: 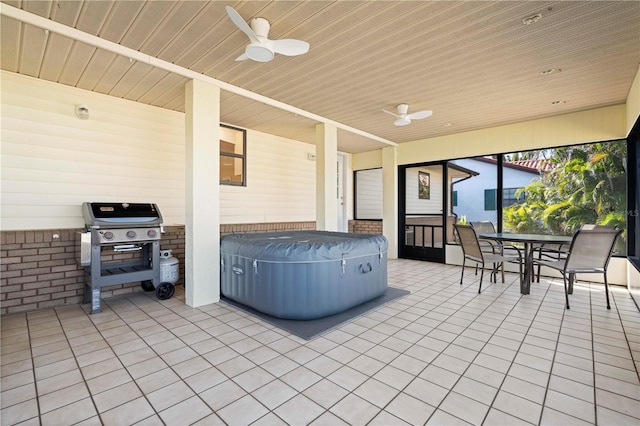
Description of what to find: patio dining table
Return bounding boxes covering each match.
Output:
[478,233,573,295]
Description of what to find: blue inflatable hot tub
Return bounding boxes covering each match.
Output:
[220,231,388,320]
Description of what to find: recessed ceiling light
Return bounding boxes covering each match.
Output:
[522,13,542,25]
[540,68,561,75]
[444,123,453,127]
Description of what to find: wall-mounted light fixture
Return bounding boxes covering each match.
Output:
[75,104,89,120]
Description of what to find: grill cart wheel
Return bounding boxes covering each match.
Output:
[156,282,175,300]
[141,280,155,292]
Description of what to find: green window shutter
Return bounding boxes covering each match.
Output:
[452,191,458,207]
[484,189,496,211]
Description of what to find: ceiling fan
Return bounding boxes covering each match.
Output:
[225,6,310,62]
[383,103,433,126]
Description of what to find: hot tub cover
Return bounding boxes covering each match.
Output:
[220,231,388,262]
[220,231,388,319]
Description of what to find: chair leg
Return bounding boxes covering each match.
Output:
[567,273,575,294]
[604,274,611,309]
[562,274,570,309]
[518,259,523,289]
[479,262,485,293]
[460,258,466,285]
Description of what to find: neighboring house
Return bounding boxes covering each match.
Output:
[450,157,544,225]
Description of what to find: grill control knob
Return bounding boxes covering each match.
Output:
[147,229,157,238]
[103,231,114,240]
[126,230,137,239]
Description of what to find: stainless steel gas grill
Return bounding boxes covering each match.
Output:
[79,202,175,313]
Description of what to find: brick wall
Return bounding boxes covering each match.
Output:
[349,220,383,234]
[0,221,315,315]
[220,221,315,236]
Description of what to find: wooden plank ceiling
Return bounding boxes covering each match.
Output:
[1,1,639,153]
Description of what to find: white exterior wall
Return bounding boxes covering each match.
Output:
[450,159,538,224]
[405,167,443,215]
[1,71,316,230]
[220,130,315,224]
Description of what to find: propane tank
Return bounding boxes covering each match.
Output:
[159,249,179,284]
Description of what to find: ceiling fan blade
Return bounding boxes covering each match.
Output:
[383,109,400,118]
[272,39,310,56]
[225,6,260,44]
[235,53,250,61]
[407,110,433,120]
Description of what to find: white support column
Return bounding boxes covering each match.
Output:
[185,80,220,307]
[315,123,338,231]
[382,146,398,258]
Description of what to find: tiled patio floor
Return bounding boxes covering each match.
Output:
[1,259,639,425]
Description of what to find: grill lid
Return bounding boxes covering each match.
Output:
[82,202,162,228]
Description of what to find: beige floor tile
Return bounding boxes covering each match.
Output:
[596,406,640,426]
[183,366,227,394]
[233,366,276,393]
[135,367,180,394]
[217,395,269,425]
[484,408,535,425]
[540,407,593,425]
[387,392,435,425]
[40,397,97,426]
[426,409,472,425]
[199,379,247,411]
[0,369,34,392]
[453,376,499,405]
[273,394,324,425]
[146,378,194,411]
[368,410,410,426]
[0,398,39,425]
[158,395,213,425]
[281,366,322,392]
[440,391,491,425]
[100,397,155,425]
[37,369,85,396]
[0,261,638,426]
[39,382,90,414]
[353,378,399,408]
[93,381,142,413]
[330,393,380,425]
[1,358,33,378]
[327,365,368,392]
[595,388,640,419]
[86,368,133,395]
[252,378,298,410]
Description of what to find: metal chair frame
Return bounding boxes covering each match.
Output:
[532,228,621,309]
[455,224,523,293]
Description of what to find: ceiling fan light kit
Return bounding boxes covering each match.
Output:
[226,6,309,63]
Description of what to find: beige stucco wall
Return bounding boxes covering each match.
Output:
[353,104,627,169]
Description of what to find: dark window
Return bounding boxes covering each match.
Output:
[503,188,524,207]
[452,190,458,207]
[484,189,496,211]
[220,125,246,186]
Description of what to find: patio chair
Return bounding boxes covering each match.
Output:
[454,224,523,293]
[532,227,621,309]
[470,221,520,282]
[533,224,617,282]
